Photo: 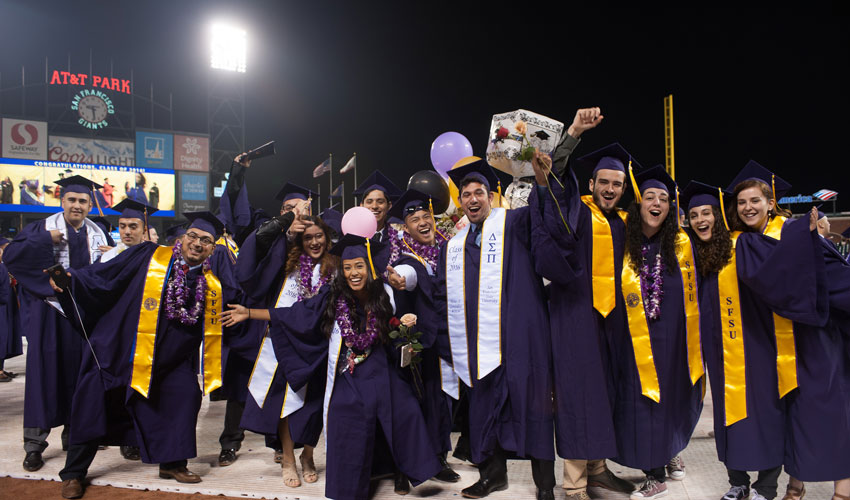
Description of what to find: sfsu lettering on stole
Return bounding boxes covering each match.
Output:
[209,288,218,324]
[725,296,737,339]
[685,260,695,301]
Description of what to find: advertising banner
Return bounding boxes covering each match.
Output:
[48,135,134,166]
[178,171,209,213]
[0,157,175,216]
[1,118,48,160]
[135,131,173,169]
[173,134,210,172]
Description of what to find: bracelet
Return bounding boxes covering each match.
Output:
[248,309,251,319]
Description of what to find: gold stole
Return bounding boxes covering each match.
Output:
[717,232,747,425]
[130,246,224,398]
[760,215,798,397]
[620,231,703,403]
[581,195,627,317]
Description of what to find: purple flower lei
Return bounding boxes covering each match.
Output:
[382,225,402,279]
[297,253,330,300]
[639,244,664,321]
[401,231,440,269]
[165,240,209,325]
[335,296,379,352]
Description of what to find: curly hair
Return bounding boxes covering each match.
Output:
[728,179,792,233]
[320,263,394,343]
[691,205,733,276]
[283,216,337,280]
[625,201,680,273]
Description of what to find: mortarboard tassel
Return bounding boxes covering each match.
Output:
[365,239,377,280]
[718,187,730,231]
[628,160,641,203]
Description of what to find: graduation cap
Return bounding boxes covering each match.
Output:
[446,159,502,194]
[164,221,188,243]
[573,143,642,178]
[387,189,432,222]
[352,171,402,201]
[330,233,387,280]
[630,165,677,204]
[112,198,158,223]
[55,175,102,197]
[726,160,791,200]
[184,211,225,239]
[319,203,343,236]
[275,182,316,203]
[680,180,732,212]
[89,216,113,233]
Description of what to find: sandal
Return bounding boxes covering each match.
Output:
[300,453,318,484]
[282,460,301,488]
[782,484,806,500]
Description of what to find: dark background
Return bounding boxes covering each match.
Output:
[1,1,847,215]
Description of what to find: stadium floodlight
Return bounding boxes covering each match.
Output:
[210,23,247,73]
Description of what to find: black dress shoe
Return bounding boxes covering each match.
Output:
[461,477,509,498]
[394,472,410,495]
[218,448,237,466]
[120,445,141,461]
[434,456,461,482]
[23,451,44,472]
[537,489,555,500]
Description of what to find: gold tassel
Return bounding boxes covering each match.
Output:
[628,160,641,203]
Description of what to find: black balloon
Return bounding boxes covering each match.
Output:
[407,170,450,214]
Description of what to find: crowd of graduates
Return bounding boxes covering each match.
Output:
[0,108,848,500]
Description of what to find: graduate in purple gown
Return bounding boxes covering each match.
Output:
[385,189,460,487]
[352,171,404,274]
[235,199,332,488]
[0,238,23,382]
[49,212,244,499]
[531,138,642,498]
[2,176,109,472]
[435,160,555,500]
[222,234,442,500]
[682,177,827,500]
[602,167,705,499]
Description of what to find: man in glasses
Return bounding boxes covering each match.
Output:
[44,212,244,499]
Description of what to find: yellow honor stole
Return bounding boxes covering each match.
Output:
[216,235,240,263]
[130,246,224,398]
[717,232,747,425]
[759,215,798,397]
[620,230,704,403]
[581,195,627,317]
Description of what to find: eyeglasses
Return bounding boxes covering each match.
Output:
[184,232,215,247]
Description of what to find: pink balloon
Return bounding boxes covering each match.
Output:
[430,131,473,179]
[341,207,378,238]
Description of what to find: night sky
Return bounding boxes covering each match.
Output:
[1,2,847,215]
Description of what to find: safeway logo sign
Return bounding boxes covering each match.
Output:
[11,123,39,145]
[2,118,47,160]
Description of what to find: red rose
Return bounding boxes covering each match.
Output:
[389,317,401,329]
[496,126,509,140]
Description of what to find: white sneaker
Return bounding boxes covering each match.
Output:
[750,491,768,500]
[721,485,749,500]
[666,455,685,480]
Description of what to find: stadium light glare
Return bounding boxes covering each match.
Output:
[210,23,247,73]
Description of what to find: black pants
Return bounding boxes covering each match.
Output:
[728,466,782,500]
[643,466,667,483]
[60,440,188,481]
[479,447,555,491]
[218,399,245,450]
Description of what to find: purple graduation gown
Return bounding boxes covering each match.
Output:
[0,262,23,362]
[528,172,618,460]
[236,230,325,446]
[435,196,555,464]
[697,219,828,472]
[604,235,704,471]
[782,236,850,481]
[268,288,442,500]
[55,242,244,463]
[3,219,95,429]
[391,252,454,455]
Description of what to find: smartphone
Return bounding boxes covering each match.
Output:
[46,263,71,291]
[400,343,413,368]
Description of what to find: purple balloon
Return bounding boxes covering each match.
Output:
[430,131,473,179]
